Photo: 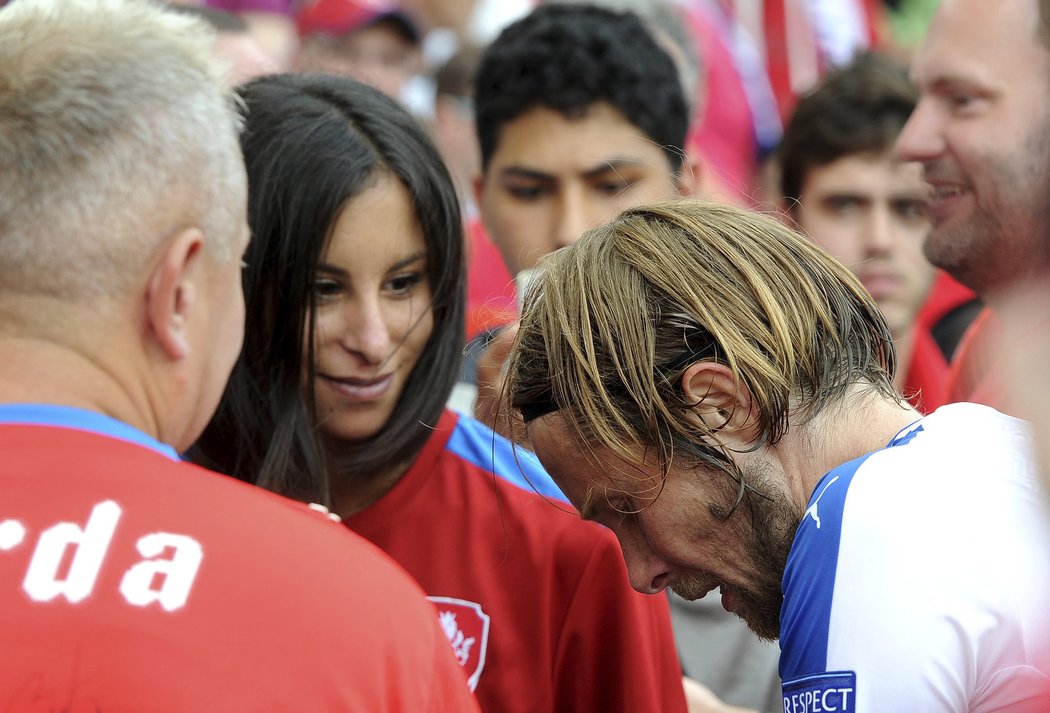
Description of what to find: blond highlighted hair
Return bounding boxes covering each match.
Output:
[508,200,896,482]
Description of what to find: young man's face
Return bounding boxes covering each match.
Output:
[478,103,688,276]
[792,151,933,338]
[895,0,1050,296]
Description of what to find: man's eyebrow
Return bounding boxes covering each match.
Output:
[817,191,868,202]
[499,157,651,183]
[889,190,931,201]
[923,74,995,97]
[581,158,649,180]
[499,165,555,182]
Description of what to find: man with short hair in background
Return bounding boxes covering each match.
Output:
[776,50,978,414]
[471,5,779,712]
[895,0,1050,410]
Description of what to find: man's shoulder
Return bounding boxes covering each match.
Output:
[443,411,567,502]
[0,423,410,593]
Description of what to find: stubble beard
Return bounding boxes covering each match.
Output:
[924,119,1050,295]
[671,462,803,642]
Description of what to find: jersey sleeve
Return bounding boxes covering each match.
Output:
[552,527,687,713]
[783,441,1050,713]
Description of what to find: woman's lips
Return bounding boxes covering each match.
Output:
[319,373,394,402]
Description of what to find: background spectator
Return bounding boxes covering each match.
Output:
[774,51,972,413]
[895,0,1050,410]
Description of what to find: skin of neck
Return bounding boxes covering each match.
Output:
[765,384,921,510]
[0,298,167,447]
[324,442,415,518]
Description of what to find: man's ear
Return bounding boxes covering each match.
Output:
[680,360,758,442]
[145,227,205,361]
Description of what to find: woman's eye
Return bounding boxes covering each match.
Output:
[387,272,423,294]
[313,279,342,299]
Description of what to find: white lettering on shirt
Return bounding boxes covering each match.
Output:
[5,501,202,612]
[120,533,203,611]
[23,500,121,604]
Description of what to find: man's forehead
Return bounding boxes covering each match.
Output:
[529,413,661,495]
[488,103,669,170]
[911,0,1042,87]
[803,152,927,190]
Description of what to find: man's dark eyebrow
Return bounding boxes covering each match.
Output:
[924,75,994,97]
[499,165,556,182]
[500,158,650,183]
[581,158,649,181]
[818,191,868,201]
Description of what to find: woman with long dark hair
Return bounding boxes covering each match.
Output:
[195,73,687,713]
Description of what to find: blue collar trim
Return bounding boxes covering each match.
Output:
[0,403,180,461]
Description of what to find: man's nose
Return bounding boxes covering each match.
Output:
[895,98,945,164]
[618,532,672,595]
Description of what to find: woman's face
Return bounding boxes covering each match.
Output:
[309,171,434,443]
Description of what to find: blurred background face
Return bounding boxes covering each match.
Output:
[478,103,683,276]
[309,171,433,443]
[214,31,279,86]
[794,152,933,337]
[297,19,421,100]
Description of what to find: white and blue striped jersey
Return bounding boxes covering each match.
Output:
[780,403,1050,712]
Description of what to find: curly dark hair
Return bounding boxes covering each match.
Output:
[474,3,688,173]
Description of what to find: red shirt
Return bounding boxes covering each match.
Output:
[903,271,979,413]
[0,407,478,713]
[347,410,688,713]
[466,217,517,341]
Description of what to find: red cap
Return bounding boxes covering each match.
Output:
[297,0,417,41]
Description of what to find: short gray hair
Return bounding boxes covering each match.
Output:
[0,0,245,300]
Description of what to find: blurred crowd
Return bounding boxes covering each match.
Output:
[3,0,1050,711]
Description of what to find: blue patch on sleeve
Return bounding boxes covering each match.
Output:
[782,671,857,712]
[446,415,567,502]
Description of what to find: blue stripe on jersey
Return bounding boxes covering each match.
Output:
[889,422,924,447]
[779,421,925,680]
[0,403,180,460]
[446,414,568,502]
[779,453,869,679]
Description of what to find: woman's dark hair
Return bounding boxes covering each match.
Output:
[193,73,465,504]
